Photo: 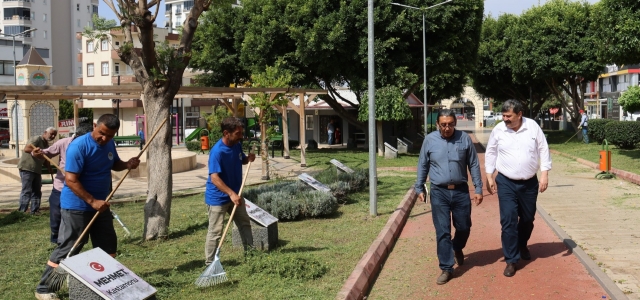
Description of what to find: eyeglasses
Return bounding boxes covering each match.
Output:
[438,123,455,129]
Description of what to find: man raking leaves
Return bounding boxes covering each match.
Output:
[33,114,162,300]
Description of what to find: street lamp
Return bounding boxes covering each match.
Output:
[0,28,37,158]
[390,0,452,134]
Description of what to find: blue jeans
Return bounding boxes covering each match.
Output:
[48,189,62,244]
[328,132,334,145]
[18,170,42,214]
[582,127,589,144]
[430,184,472,272]
[496,173,538,263]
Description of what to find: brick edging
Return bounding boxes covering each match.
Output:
[336,188,417,300]
[549,149,640,185]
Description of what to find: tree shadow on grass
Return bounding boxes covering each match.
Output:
[140,259,204,279]
[168,221,208,239]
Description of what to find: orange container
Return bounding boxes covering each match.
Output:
[200,136,210,150]
[599,150,611,172]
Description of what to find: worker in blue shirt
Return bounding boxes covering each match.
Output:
[138,127,145,150]
[414,109,483,285]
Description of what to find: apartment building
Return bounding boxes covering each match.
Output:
[583,64,640,120]
[164,0,241,33]
[0,0,98,86]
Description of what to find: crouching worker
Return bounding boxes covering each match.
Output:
[34,114,140,300]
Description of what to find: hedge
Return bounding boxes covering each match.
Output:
[588,119,615,144]
[604,121,640,149]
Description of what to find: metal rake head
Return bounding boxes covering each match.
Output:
[194,259,228,287]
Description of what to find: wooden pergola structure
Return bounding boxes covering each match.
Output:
[0,86,327,166]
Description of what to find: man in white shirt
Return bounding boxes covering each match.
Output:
[484,99,552,278]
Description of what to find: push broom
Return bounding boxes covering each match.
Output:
[195,144,256,287]
[31,144,132,236]
[46,117,168,290]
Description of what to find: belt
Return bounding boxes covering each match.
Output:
[434,183,466,190]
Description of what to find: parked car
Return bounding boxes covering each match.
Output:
[0,129,9,141]
[455,114,464,120]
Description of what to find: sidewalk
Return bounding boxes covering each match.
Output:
[365,133,637,299]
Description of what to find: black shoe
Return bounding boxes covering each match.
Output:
[454,249,464,266]
[520,246,531,260]
[436,270,453,285]
[504,263,516,277]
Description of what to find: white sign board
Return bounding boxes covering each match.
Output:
[59,248,156,300]
[244,198,278,227]
[330,159,354,174]
[298,173,331,193]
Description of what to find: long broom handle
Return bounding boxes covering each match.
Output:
[67,117,168,257]
[29,144,65,175]
[216,144,256,251]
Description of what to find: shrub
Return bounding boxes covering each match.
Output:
[604,121,640,149]
[186,140,201,152]
[327,181,350,203]
[247,252,328,280]
[300,190,338,217]
[588,119,615,144]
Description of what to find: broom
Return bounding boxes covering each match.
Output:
[45,117,168,290]
[31,145,132,236]
[195,144,256,287]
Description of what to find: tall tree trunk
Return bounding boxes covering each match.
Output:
[260,118,269,180]
[143,93,173,240]
[377,120,384,156]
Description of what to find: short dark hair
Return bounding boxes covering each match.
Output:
[221,117,244,134]
[75,122,93,137]
[437,109,457,123]
[502,99,525,115]
[97,114,120,130]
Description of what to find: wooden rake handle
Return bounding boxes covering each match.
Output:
[217,144,256,250]
[29,143,64,176]
[67,117,168,257]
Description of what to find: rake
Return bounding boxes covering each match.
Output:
[564,129,581,144]
[195,144,255,287]
[45,117,168,291]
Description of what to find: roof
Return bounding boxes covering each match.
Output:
[18,47,47,66]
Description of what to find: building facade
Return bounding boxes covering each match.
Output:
[164,0,241,33]
[584,64,640,121]
[0,0,98,86]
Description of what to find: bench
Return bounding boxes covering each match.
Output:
[113,135,141,147]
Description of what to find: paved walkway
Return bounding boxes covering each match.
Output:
[367,132,638,300]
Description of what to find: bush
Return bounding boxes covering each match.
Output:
[247,252,328,280]
[588,119,615,144]
[604,121,640,149]
[186,140,201,152]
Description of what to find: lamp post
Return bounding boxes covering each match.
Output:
[0,28,37,158]
[390,0,452,133]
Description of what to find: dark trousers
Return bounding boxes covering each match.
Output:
[36,209,117,293]
[48,189,62,244]
[139,139,145,150]
[18,170,42,213]
[430,184,472,272]
[496,173,538,263]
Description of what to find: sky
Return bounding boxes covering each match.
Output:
[98,0,600,28]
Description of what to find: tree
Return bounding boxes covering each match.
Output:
[470,14,551,116]
[192,0,484,129]
[95,0,225,240]
[58,100,93,121]
[593,0,640,65]
[618,86,640,114]
[358,86,412,156]
[505,0,603,127]
[248,61,292,179]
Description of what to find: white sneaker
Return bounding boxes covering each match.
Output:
[34,292,59,300]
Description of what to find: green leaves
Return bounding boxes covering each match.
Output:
[593,0,640,64]
[618,86,640,113]
[358,86,412,122]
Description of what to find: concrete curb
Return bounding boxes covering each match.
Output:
[336,187,417,300]
[536,205,628,300]
[550,149,640,186]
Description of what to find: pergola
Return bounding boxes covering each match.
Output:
[0,85,327,167]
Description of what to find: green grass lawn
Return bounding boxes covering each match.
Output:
[286,149,420,169]
[0,174,415,300]
[545,130,640,174]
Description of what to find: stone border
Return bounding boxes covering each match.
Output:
[336,188,416,300]
[536,206,628,300]
[550,149,640,185]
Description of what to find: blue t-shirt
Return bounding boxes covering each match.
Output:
[61,134,120,211]
[205,139,246,206]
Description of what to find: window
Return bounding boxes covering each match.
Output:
[77,4,80,11]
[185,107,200,128]
[43,14,47,22]
[3,26,32,36]
[101,39,108,51]
[87,63,94,77]
[87,5,90,13]
[77,39,82,52]
[31,12,35,20]
[92,5,98,15]
[184,1,194,11]
[86,40,94,52]
[43,31,47,39]
[0,60,19,75]
[175,16,182,26]
[77,19,81,27]
[101,62,109,76]
[77,66,82,78]
[114,63,120,75]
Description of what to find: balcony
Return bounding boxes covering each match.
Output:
[2,0,31,7]
[3,15,31,25]
[76,53,82,62]
[76,78,83,85]
[112,71,137,84]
